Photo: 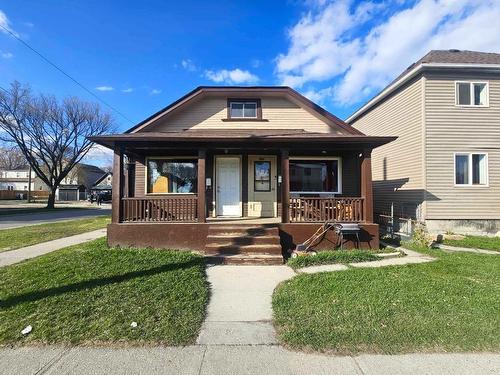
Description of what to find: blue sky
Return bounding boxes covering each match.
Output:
[1,1,499,149]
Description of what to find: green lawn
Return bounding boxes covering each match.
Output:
[0,216,110,252]
[0,238,208,346]
[273,246,500,354]
[443,235,500,251]
[287,250,382,269]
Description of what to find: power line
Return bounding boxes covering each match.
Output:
[0,23,134,125]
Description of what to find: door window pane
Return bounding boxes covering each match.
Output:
[290,160,339,193]
[254,161,271,191]
[456,83,471,105]
[147,159,197,193]
[455,155,469,184]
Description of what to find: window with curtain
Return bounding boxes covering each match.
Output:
[455,153,487,186]
[290,159,340,193]
[147,159,198,194]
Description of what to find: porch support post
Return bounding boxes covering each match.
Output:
[281,149,290,223]
[197,149,206,223]
[360,148,374,223]
[112,144,124,223]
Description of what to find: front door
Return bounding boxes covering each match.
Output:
[248,155,277,217]
[216,157,241,216]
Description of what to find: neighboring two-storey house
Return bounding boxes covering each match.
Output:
[90,86,395,264]
[57,163,108,201]
[348,50,500,235]
[0,167,50,199]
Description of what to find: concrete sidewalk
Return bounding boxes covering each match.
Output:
[0,229,107,267]
[1,346,498,375]
[196,265,295,345]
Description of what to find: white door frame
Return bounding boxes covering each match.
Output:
[214,155,242,217]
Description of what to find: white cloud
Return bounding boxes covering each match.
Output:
[0,10,19,37]
[251,59,262,68]
[181,59,197,71]
[1,51,13,59]
[83,144,113,167]
[122,88,133,93]
[276,0,500,105]
[150,89,162,95]
[204,68,259,84]
[95,86,114,92]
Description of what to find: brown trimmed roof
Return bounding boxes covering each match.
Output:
[89,129,395,149]
[125,86,363,135]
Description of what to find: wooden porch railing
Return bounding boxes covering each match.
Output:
[289,197,365,223]
[122,196,198,222]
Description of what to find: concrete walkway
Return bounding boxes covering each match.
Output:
[434,243,499,255]
[1,346,498,374]
[197,265,295,345]
[298,246,435,274]
[0,229,107,267]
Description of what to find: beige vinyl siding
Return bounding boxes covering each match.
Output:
[352,77,424,218]
[142,96,338,134]
[135,157,146,197]
[424,72,500,219]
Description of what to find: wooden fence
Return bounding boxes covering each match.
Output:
[0,190,50,200]
[289,197,364,222]
[122,196,198,222]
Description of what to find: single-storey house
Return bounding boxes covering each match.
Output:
[90,86,395,264]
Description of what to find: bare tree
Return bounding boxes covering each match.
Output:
[0,143,27,170]
[0,82,114,208]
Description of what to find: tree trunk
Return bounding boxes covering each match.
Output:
[46,188,57,209]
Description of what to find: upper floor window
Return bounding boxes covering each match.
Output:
[455,152,488,186]
[455,82,488,107]
[227,99,262,120]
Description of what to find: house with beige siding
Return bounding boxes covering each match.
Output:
[89,86,395,264]
[348,50,500,235]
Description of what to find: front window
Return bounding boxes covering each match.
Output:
[147,159,198,194]
[229,101,257,118]
[290,159,340,194]
[455,153,488,186]
[456,82,488,106]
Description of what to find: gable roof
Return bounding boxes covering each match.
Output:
[126,86,363,136]
[347,49,500,123]
[92,172,112,187]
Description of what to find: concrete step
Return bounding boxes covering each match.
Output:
[208,226,279,237]
[206,234,281,246]
[205,243,283,255]
[205,254,284,265]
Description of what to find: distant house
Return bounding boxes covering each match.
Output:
[0,167,49,199]
[348,50,500,235]
[90,172,113,194]
[57,163,107,201]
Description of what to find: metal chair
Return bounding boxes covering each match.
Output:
[335,223,361,250]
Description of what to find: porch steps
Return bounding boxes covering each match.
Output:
[204,225,283,265]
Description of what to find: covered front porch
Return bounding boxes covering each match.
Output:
[90,130,393,256]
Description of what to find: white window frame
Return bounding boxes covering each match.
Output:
[229,101,258,119]
[453,152,489,187]
[289,156,342,195]
[455,81,489,107]
[145,156,198,195]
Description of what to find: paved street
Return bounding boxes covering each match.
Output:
[0,207,110,229]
